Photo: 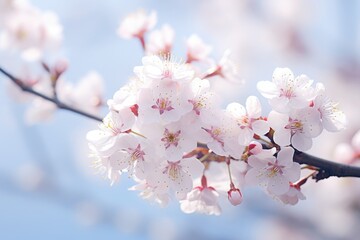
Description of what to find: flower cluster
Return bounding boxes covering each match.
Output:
[0,0,62,61]
[86,10,346,216]
[1,1,105,124]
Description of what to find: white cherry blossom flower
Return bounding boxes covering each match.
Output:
[136,55,194,83]
[245,147,300,195]
[199,110,244,158]
[137,79,192,124]
[180,187,221,215]
[108,134,152,180]
[129,180,170,207]
[313,83,346,132]
[276,184,306,205]
[257,68,314,113]
[204,50,242,83]
[63,71,104,115]
[186,34,212,63]
[89,146,121,186]
[146,24,174,55]
[227,96,269,145]
[139,121,198,161]
[182,78,219,128]
[146,157,204,200]
[268,108,323,151]
[107,77,146,111]
[117,10,156,39]
[87,108,135,156]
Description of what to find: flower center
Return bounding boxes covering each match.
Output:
[164,161,181,181]
[128,144,145,162]
[285,119,303,134]
[280,87,296,99]
[161,128,181,149]
[151,97,174,114]
[202,126,224,147]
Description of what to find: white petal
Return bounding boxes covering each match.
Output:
[268,175,289,195]
[226,102,246,118]
[276,147,295,167]
[291,133,312,151]
[252,120,269,136]
[246,96,262,118]
[273,129,291,146]
[257,81,279,99]
[283,162,301,182]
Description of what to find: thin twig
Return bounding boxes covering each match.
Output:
[0,67,103,122]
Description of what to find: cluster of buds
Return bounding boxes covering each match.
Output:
[87,10,346,215]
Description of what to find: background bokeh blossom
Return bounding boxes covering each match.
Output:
[1,0,360,239]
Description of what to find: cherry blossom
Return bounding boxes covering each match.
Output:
[313,83,346,132]
[227,184,243,206]
[204,49,242,83]
[62,71,104,115]
[268,108,323,151]
[186,34,212,63]
[180,176,221,215]
[199,110,244,158]
[227,96,269,145]
[138,121,198,161]
[137,79,193,124]
[146,24,174,55]
[146,157,204,200]
[0,5,62,61]
[89,145,121,186]
[135,55,194,83]
[86,108,135,156]
[257,68,314,113]
[129,180,170,207]
[245,147,300,195]
[117,10,156,39]
[276,184,306,205]
[108,134,152,180]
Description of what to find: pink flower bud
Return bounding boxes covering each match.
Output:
[227,188,242,206]
[248,141,262,155]
[54,59,68,76]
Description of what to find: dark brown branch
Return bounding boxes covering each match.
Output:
[0,67,103,122]
[293,150,360,181]
[2,66,360,182]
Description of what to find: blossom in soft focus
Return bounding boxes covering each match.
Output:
[146,24,174,55]
[117,10,156,39]
[334,129,360,164]
[205,49,242,83]
[186,34,212,63]
[0,3,63,61]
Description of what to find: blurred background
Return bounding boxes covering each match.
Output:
[1,0,360,239]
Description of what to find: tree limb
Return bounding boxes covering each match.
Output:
[293,150,360,181]
[0,67,103,122]
[2,66,360,182]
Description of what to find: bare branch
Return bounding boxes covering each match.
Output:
[293,150,360,181]
[0,67,103,122]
